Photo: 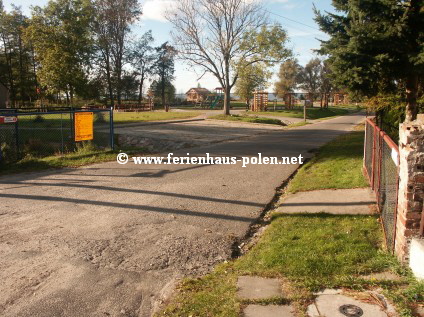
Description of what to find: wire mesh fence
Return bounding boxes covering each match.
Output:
[364,118,399,252]
[0,108,113,163]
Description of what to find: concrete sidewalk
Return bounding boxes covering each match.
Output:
[237,187,396,317]
[276,188,376,215]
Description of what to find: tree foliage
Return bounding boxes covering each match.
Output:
[274,59,301,97]
[235,63,270,106]
[315,0,424,121]
[167,0,291,114]
[151,42,176,107]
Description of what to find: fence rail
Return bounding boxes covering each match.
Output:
[0,108,114,163]
[364,118,399,252]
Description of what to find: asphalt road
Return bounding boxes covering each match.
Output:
[0,112,365,317]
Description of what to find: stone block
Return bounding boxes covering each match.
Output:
[237,276,282,300]
[243,305,295,317]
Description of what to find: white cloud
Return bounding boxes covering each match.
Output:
[142,0,175,22]
[142,0,292,22]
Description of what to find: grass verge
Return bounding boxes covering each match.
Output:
[248,107,350,120]
[157,126,423,317]
[0,144,146,176]
[159,212,423,317]
[288,127,368,193]
[113,111,199,123]
[210,114,283,125]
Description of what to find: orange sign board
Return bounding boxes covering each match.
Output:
[74,112,94,141]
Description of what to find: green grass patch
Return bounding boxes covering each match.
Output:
[210,114,283,125]
[158,123,422,317]
[159,213,420,317]
[249,107,350,120]
[113,111,199,123]
[0,143,146,175]
[288,129,368,193]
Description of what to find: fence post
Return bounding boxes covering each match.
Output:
[110,107,114,150]
[395,114,424,266]
[14,116,19,159]
[70,109,75,149]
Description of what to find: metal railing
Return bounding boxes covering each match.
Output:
[0,108,114,163]
[364,118,399,252]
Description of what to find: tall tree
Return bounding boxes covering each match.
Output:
[25,0,94,103]
[298,58,321,102]
[315,0,424,122]
[152,42,176,108]
[274,59,301,98]
[167,0,290,115]
[319,60,334,108]
[235,63,270,109]
[93,0,141,108]
[0,3,37,104]
[150,79,175,105]
[128,30,155,103]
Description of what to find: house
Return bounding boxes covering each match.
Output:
[186,88,210,103]
[0,81,9,108]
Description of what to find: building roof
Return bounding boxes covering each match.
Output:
[186,88,210,95]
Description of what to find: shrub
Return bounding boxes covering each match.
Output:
[94,112,107,123]
[33,115,45,123]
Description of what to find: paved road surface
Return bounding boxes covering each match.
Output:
[0,112,364,317]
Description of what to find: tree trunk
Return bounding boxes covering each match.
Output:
[405,75,418,122]
[105,55,114,109]
[138,72,145,104]
[223,86,231,115]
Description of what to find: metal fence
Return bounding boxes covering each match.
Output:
[0,108,114,163]
[364,118,399,252]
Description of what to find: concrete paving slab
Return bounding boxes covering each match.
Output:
[414,305,424,316]
[237,276,282,300]
[277,188,375,215]
[243,305,295,317]
[308,294,388,317]
[313,289,343,295]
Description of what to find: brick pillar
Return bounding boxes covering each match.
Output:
[395,114,424,262]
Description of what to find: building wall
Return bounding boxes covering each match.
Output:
[395,114,424,262]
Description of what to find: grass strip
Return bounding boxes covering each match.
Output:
[210,114,284,125]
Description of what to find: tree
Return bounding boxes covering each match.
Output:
[0,3,37,104]
[319,60,334,108]
[150,79,175,104]
[167,0,290,115]
[235,63,270,108]
[93,0,141,108]
[25,0,94,103]
[152,42,176,107]
[315,1,424,122]
[274,59,301,108]
[298,58,321,102]
[129,30,155,103]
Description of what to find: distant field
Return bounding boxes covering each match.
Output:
[209,114,284,125]
[113,111,199,123]
[248,107,350,120]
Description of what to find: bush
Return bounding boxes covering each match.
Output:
[75,141,98,154]
[23,139,56,157]
[0,142,17,164]
[33,115,45,123]
[94,112,106,123]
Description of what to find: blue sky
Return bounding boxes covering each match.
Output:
[4,0,335,94]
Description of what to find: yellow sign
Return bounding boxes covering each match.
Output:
[74,112,94,141]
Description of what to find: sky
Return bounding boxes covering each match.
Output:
[4,0,336,94]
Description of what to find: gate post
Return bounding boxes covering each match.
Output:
[395,114,424,267]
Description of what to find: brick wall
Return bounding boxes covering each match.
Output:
[395,114,424,262]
